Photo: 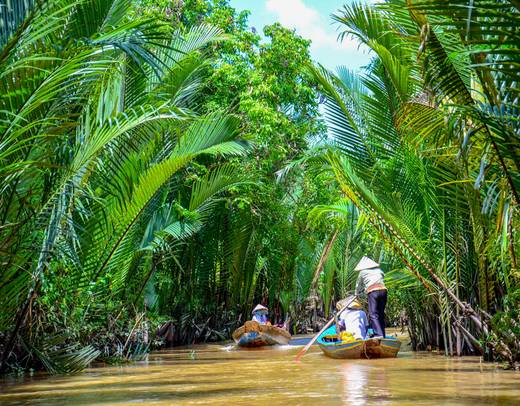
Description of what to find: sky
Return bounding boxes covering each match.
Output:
[228,0,372,72]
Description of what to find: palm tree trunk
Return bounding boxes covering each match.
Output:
[0,281,40,372]
[310,229,339,289]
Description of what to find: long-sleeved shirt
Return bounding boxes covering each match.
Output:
[252,313,268,324]
[355,267,386,296]
[338,309,368,340]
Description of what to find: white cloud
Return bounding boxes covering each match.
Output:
[265,0,358,53]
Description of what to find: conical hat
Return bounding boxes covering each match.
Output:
[336,295,362,310]
[354,256,379,271]
[252,304,268,313]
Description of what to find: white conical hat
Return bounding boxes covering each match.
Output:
[354,256,379,271]
[252,304,268,313]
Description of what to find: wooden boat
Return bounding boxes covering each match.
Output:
[232,320,291,347]
[317,325,401,359]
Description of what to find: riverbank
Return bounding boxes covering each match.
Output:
[1,335,518,405]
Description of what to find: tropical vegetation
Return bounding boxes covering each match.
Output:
[0,0,518,374]
[310,0,520,365]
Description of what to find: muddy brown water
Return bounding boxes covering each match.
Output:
[1,331,519,405]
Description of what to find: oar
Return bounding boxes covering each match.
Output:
[295,304,349,361]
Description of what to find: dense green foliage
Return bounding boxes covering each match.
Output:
[0,0,518,373]
[310,0,520,365]
[0,0,336,373]
[0,0,248,372]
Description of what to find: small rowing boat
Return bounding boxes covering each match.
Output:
[232,320,291,347]
[317,325,401,359]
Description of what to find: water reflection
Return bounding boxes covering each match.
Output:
[0,336,519,405]
[340,362,392,406]
[341,363,369,405]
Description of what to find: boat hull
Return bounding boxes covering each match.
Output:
[317,326,401,359]
[232,321,291,347]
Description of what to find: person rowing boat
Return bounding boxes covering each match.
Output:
[233,304,290,347]
[354,256,387,338]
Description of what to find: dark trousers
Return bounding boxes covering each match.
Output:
[368,289,387,337]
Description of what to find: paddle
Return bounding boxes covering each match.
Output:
[295,303,350,361]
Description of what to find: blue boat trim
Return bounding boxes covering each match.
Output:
[317,325,401,359]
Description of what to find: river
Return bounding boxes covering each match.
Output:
[1,331,519,405]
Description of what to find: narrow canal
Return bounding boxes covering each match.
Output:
[1,333,519,405]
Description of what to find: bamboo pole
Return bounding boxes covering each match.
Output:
[295,301,350,361]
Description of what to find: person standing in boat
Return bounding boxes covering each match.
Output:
[354,256,387,338]
[251,304,270,325]
[336,296,368,340]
